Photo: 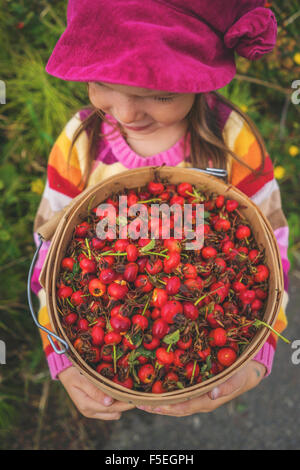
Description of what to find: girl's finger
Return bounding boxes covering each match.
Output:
[72,385,135,414]
[208,368,247,401]
[75,373,116,406]
[92,412,122,421]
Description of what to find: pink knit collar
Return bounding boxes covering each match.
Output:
[100,115,191,168]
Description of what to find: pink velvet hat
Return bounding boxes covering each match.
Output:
[45,0,277,93]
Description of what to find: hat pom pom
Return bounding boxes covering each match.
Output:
[224,7,277,60]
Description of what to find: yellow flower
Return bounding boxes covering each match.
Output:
[31,178,45,195]
[240,104,248,113]
[293,53,300,65]
[289,145,299,157]
[274,166,286,180]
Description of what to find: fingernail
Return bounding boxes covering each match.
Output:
[210,387,220,400]
[103,396,114,406]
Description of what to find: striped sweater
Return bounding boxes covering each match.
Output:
[30,95,290,380]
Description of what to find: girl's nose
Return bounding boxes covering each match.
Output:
[112,94,143,124]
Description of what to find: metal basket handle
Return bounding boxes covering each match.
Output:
[192,167,228,181]
[27,233,69,355]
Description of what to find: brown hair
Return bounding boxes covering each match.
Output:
[67,91,268,190]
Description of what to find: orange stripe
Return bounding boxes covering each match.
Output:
[231,134,263,187]
[49,143,82,187]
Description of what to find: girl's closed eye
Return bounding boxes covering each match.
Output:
[154,96,175,103]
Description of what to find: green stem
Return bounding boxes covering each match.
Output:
[85,238,92,260]
[97,251,127,257]
[66,298,75,308]
[113,345,117,373]
[142,296,151,316]
[137,198,162,204]
[194,287,223,306]
[144,251,169,258]
[190,360,197,384]
[254,319,291,344]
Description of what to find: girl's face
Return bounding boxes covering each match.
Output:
[88,81,195,137]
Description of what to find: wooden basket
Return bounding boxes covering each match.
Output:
[37,166,284,405]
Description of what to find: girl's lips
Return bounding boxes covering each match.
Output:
[122,123,152,131]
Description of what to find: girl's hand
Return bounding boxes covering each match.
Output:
[59,366,135,420]
[137,360,266,417]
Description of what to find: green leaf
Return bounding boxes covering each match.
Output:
[205,355,212,371]
[163,329,180,345]
[140,239,156,252]
[72,262,80,274]
[176,381,184,389]
[116,215,128,226]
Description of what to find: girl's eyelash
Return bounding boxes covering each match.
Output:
[154,96,174,102]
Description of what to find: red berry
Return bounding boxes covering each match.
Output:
[88,278,106,297]
[61,257,75,272]
[99,268,116,284]
[151,288,168,308]
[114,239,129,252]
[91,326,105,345]
[96,363,114,376]
[104,331,122,345]
[75,221,90,237]
[91,237,106,250]
[201,246,217,260]
[240,289,256,304]
[183,302,199,320]
[165,276,181,295]
[107,281,128,300]
[71,290,87,306]
[64,313,78,325]
[214,218,231,232]
[138,364,156,383]
[207,304,224,328]
[208,327,227,347]
[80,256,97,274]
[88,347,101,363]
[110,314,131,333]
[217,348,237,367]
[143,336,160,350]
[215,195,225,208]
[152,318,169,339]
[132,314,148,331]
[248,249,260,264]
[126,244,138,262]
[182,263,197,279]
[185,361,200,379]
[152,380,166,394]
[197,346,211,360]
[177,336,192,350]
[146,258,163,275]
[57,285,73,299]
[177,182,193,197]
[112,375,134,389]
[163,238,182,253]
[123,262,139,282]
[225,199,239,212]
[174,349,185,367]
[148,181,164,195]
[156,347,174,365]
[235,225,251,240]
[77,318,89,331]
[253,265,269,283]
[161,300,183,324]
[163,252,181,274]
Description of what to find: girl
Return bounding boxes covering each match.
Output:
[31,0,290,419]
